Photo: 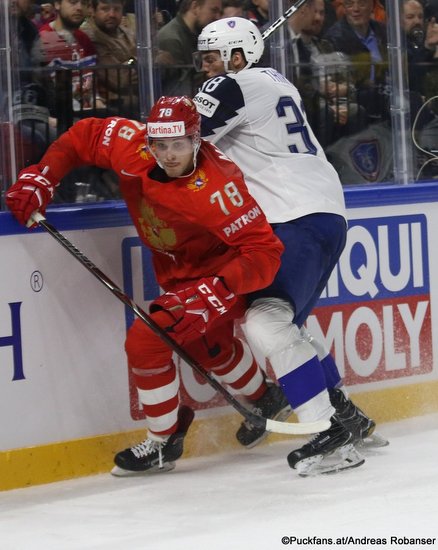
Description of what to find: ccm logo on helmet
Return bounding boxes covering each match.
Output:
[193,93,220,118]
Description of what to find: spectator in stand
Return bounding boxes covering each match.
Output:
[15,0,44,69]
[422,0,438,113]
[286,0,332,84]
[285,0,366,146]
[424,2,438,57]
[424,0,438,81]
[39,0,107,202]
[82,0,138,116]
[10,0,50,169]
[402,0,438,178]
[222,0,245,18]
[245,0,269,28]
[323,0,388,123]
[319,1,337,35]
[39,0,104,112]
[119,0,177,33]
[403,0,438,96]
[33,2,56,28]
[157,0,222,96]
[331,0,386,22]
[316,53,368,146]
[156,0,178,27]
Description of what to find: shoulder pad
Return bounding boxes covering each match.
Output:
[196,75,244,114]
[194,76,244,138]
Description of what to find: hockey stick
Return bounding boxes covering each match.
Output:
[261,0,309,41]
[30,212,330,436]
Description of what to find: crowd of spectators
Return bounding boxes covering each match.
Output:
[82,0,138,116]
[10,0,438,195]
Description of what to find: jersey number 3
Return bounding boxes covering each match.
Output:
[276,96,317,155]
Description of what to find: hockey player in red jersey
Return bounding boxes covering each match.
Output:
[6,96,286,476]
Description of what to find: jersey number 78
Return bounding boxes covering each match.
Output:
[210,182,244,216]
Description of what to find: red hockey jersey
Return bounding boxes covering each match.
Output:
[38,116,283,294]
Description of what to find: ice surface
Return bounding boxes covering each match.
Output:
[1,413,438,550]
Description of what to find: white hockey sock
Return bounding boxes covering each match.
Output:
[294,390,334,423]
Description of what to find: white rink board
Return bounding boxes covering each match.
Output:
[0,225,140,449]
[1,196,438,451]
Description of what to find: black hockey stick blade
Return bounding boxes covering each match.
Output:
[30,212,330,436]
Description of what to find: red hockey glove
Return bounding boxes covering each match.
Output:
[5,165,58,226]
[150,277,237,343]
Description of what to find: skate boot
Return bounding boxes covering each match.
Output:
[236,383,292,448]
[287,415,365,476]
[111,405,195,477]
[329,388,389,448]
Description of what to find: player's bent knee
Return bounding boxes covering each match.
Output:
[125,318,172,370]
[243,298,300,357]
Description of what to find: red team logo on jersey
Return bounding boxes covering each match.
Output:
[137,144,153,161]
[186,170,208,191]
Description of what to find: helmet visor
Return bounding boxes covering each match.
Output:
[193,51,225,75]
[148,137,194,158]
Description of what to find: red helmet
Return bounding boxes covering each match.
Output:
[147,96,202,174]
[147,96,201,139]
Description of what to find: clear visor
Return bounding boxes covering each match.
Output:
[193,51,224,72]
[193,51,204,72]
[149,136,195,157]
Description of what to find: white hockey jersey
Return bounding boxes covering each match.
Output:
[193,67,347,223]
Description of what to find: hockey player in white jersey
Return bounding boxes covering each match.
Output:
[194,17,387,476]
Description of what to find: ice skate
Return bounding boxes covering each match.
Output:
[329,388,389,449]
[287,415,365,476]
[111,405,195,477]
[236,383,292,448]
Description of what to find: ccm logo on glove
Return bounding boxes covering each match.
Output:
[6,165,58,226]
[197,280,230,315]
[150,276,236,343]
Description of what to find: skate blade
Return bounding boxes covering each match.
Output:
[358,432,389,449]
[110,461,176,477]
[296,444,365,477]
[240,406,293,449]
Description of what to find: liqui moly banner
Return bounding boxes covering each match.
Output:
[121,213,434,418]
[1,198,437,447]
[307,214,432,387]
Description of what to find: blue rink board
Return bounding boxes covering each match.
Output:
[1,181,438,236]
